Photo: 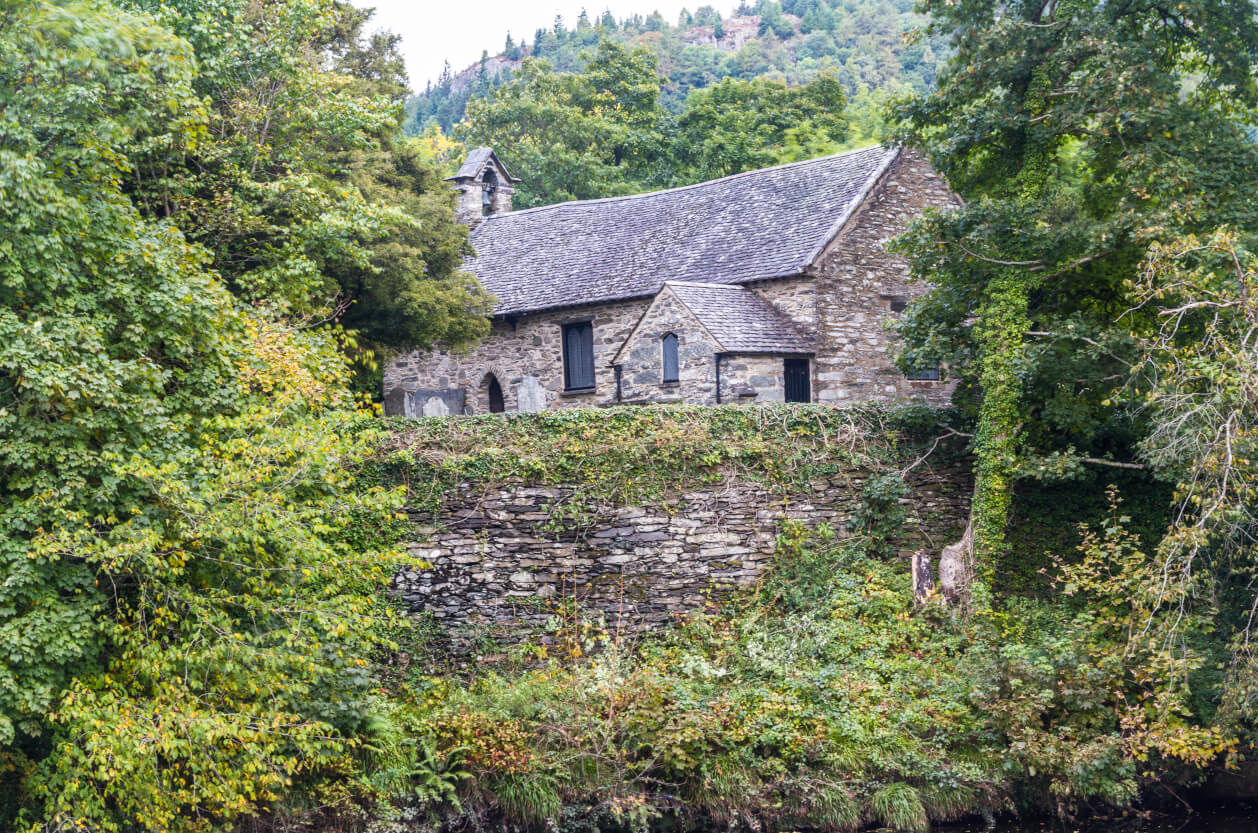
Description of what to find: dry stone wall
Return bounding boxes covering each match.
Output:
[395,463,971,638]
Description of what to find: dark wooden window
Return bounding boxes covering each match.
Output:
[784,358,810,403]
[906,365,941,381]
[562,321,595,390]
[486,375,505,412]
[661,333,679,383]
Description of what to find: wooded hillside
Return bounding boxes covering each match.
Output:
[408,0,946,137]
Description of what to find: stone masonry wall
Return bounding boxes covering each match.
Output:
[605,283,820,405]
[395,464,971,637]
[616,286,721,404]
[810,149,960,406]
[719,354,795,402]
[753,275,817,330]
[385,298,650,414]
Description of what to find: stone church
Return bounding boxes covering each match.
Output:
[383,144,958,416]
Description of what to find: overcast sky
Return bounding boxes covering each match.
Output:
[354,0,701,91]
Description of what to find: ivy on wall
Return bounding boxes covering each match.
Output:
[372,404,969,530]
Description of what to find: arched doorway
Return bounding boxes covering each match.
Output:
[485,374,505,413]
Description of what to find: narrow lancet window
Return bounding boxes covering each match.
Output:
[662,333,679,383]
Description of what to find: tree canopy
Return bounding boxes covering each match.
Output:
[120,0,492,355]
[891,0,1258,737]
[458,40,850,207]
[0,1,468,828]
[893,0,1258,562]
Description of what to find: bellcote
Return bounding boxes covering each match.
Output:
[445,147,521,228]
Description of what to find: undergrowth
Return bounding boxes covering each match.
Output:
[363,512,1231,832]
[401,524,1000,832]
[338,406,1222,833]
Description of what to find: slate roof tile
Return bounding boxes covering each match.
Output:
[468,145,898,316]
[446,147,520,182]
[666,282,815,354]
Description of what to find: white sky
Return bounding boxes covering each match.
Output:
[354,0,704,91]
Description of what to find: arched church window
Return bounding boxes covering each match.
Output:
[485,373,505,413]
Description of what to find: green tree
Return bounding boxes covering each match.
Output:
[893,0,1258,590]
[670,73,848,181]
[1131,233,1258,727]
[0,2,408,828]
[330,140,493,355]
[122,0,400,315]
[459,41,666,206]
[124,0,492,361]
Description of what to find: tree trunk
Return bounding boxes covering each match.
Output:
[938,521,974,606]
[911,549,935,605]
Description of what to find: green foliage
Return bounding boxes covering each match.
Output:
[1131,233,1258,738]
[970,272,1030,573]
[0,0,229,754]
[459,42,667,207]
[410,529,1002,830]
[893,0,1258,564]
[124,0,398,314]
[408,0,948,135]
[378,405,958,530]
[383,508,1238,828]
[1001,471,1173,597]
[0,2,419,829]
[990,495,1237,817]
[871,782,928,832]
[364,411,1232,827]
[850,473,908,557]
[457,43,851,206]
[669,73,848,181]
[123,0,491,355]
[489,772,563,824]
[330,138,493,354]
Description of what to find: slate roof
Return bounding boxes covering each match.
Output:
[446,147,520,182]
[467,145,900,316]
[665,282,815,354]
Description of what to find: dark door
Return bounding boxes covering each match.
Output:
[784,358,811,403]
[487,375,505,413]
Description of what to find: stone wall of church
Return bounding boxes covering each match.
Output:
[616,287,720,405]
[384,298,650,415]
[601,287,812,406]
[810,150,958,406]
[719,354,795,402]
[752,275,817,329]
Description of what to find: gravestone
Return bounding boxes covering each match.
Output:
[403,389,465,418]
[516,376,546,412]
[421,396,450,417]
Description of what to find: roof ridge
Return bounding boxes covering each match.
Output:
[663,280,754,290]
[792,145,901,271]
[476,144,894,224]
